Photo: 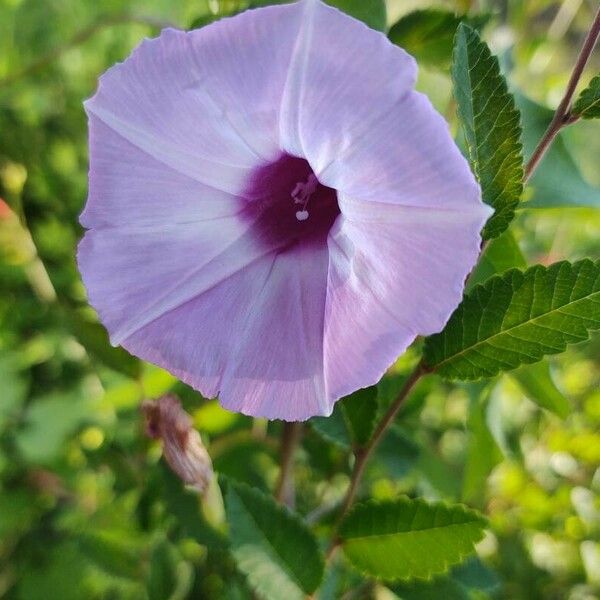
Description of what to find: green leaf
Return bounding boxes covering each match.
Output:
[0,352,28,430]
[16,392,94,464]
[224,479,324,599]
[310,405,351,449]
[146,538,194,600]
[466,229,526,291]
[573,73,600,119]
[462,383,503,503]
[517,94,600,208]
[325,0,387,31]
[69,311,141,378]
[510,361,570,419]
[388,9,489,70]
[340,497,487,580]
[452,23,523,239]
[423,259,600,380]
[341,386,378,446]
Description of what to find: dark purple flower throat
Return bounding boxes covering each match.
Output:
[242,153,340,251]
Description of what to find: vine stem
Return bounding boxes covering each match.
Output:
[275,422,302,507]
[324,362,429,561]
[523,4,600,181]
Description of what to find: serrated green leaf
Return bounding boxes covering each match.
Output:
[452,24,523,239]
[424,260,600,380]
[341,386,378,446]
[389,9,489,70]
[325,0,387,31]
[510,361,570,419]
[340,497,487,580]
[517,94,600,208]
[224,480,324,599]
[573,73,600,119]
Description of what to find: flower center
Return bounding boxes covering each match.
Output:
[242,153,340,252]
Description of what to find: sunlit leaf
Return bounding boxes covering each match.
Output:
[424,260,600,379]
[340,497,487,580]
[573,73,600,119]
[224,479,324,599]
[452,24,523,239]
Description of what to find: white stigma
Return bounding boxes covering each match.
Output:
[291,173,318,222]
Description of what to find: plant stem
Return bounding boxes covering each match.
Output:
[324,362,428,560]
[275,422,302,507]
[524,5,600,181]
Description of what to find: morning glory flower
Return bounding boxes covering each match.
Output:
[78,0,492,421]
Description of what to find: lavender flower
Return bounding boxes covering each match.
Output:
[78,0,492,420]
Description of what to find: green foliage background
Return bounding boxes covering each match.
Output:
[0,0,599,598]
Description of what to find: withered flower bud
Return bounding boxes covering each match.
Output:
[142,395,213,494]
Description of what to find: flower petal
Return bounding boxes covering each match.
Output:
[85,3,305,194]
[120,244,330,421]
[320,91,489,210]
[81,116,242,229]
[78,217,275,346]
[280,0,417,173]
[324,199,489,400]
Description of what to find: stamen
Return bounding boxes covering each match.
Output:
[291,173,318,221]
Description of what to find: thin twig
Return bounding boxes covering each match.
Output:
[0,13,175,89]
[275,422,303,508]
[524,4,600,181]
[324,362,428,561]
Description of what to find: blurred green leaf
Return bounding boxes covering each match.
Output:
[510,361,570,419]
[340,497,487,580]
[325,0,386,31]
[424,260,600,380]
[78,530,145,580]
[340,386,378,446]
[0,352,28,430]
[159,465,227,549]
[16,392,94,464]
[466,229,526,291]
[452,23,523,239]
[223,479,324,599]
[517,94,600,208]
[389,9,489,70]
[69,311,141,378]
[147,538,194,600]
[462,382,503,503]
[573,73,600,119]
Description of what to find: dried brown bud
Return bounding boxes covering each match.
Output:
[142,395,213,494]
